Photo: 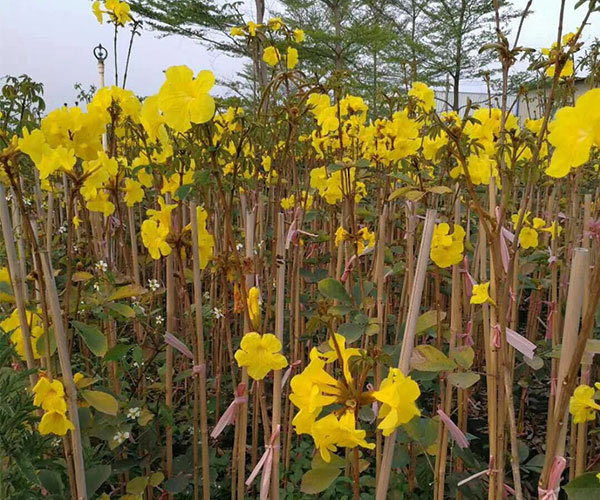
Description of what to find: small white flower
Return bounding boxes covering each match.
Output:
[126,407,141,420]
[212,307,224,319]
[203,291,210,300]
[93,283,100,292]
[73,245,78,253]
[24,198,32,207]
[155,315,164,325]
[148,279,160,292]
[132,361,140,368]
[95,260,108,272]
[112,431,130,445]
[58,225,67,234]
[236,243,243,252]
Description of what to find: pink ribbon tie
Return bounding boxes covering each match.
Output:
[246,425,281,500]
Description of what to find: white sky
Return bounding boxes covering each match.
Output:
[1,0,600,110]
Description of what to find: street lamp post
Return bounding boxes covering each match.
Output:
[93,43,108,89]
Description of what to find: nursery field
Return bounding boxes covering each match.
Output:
[3,0,600,499]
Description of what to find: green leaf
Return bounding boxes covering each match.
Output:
[72,321,107,357]
[318,278,352,305]
[410,345,456,372]
[174,184,193,201]
[72,271,94,282]
[415,310,445,335]
[301,465,341,494]
[149,471,165,487]
[81,390,119,416]
[524,355,544,370]
[451,346,475,369]
[107,284,148,302]
[36,328,56,357]
[127,476,149,494]
[85,464,111,498]
[564,472,600,499]
[106,302,136,318]
[447,372,480,389]
[105,343,130,361]
[338,323,364,343]
[38,469,64,495]
[163,476,189,494]
[328,304,353,316]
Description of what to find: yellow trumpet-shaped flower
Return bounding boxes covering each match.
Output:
[408,82,435,112]
[196,206,214,270]
[33,377,67,413]
[471,282,494,306]
[322,333,361,384]
[247,286,261,327]
[519,227,539,249]
[0,267,14,303]
[430,223,465,268]
[372,368,421,436]
[157,65,215,133]
[263,46,281,67]
[39,410,74,436]
[123,178,144,207]
[234,332,288,380]
[287,47,299,69]
[311,411,375,463]
[570,384,600,424]
[141,219,172,260]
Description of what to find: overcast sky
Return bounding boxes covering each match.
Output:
[1,0,600,110]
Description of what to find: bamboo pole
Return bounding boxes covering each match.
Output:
[190,202,211,500]
[376,208,436,499]
[271,213,286,500]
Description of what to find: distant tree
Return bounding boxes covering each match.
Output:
[423,0,516,110]
[0,75,45,133]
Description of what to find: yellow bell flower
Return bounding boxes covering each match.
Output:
[105,0,132,26]
[263,46,281,67]
[519,227,538,249]
[230,26,245,36]
[123,178,144,207]
[471,282,494,306]
[86,190,115,217]
[287,47,299,69]
[322,333,361,384]
[372,368,421,436]
[0,267,14,303]
[141,219,172,260]
[293,29,305,43]
[92,0,103,23]
[157,65,215,133]
[247,286,261,327]
[33,377,67,413]
[234,332,288,380]
[408,82,435,112]
[0,309,43,359]
[570,385,600,424]
[39,410,75,436]
[146,196,176,230]
[311,411,375,463]
[430,223,465,268]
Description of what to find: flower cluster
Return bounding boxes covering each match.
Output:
[430,223,466,268]
[33,376,75,436]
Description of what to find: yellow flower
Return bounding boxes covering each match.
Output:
[247,286,261,327]
[72,215,81,229]
[546,58,573,79]
[39,410,74,436]
[196,206,214,269]
[263,46,281,67]
[430,223,465,268]
[33,377,67,413]
[157,65,216,133]
[86,189,115,217]
[372,368,421,436]
[322,333,361,384]
[234,332,288,380]
[471,282,494,306]
[146,196,176,229]
[268,17,284,30]
[123,178,144,207]
[311,411,375,463]
[408,82,435,112]
[570,385,600,424]
[105,0,132,26]
[141,219,172,260]
[290,348,341,434]
[92,0,103,23]
[287,47,299,69]
[335,226,350,246]
[546,89,600,178]
[293,29,305,43]
[230,26,245,36]
[519,227,538,249]
[247,21,259,36]
[1,309,43,359]
[541,221,562,239]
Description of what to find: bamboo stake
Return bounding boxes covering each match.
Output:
[375,208,436,499]
[190,202,211,500]
[271,213,285,500]
[165,196,175,492]
[0,184,37,386]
